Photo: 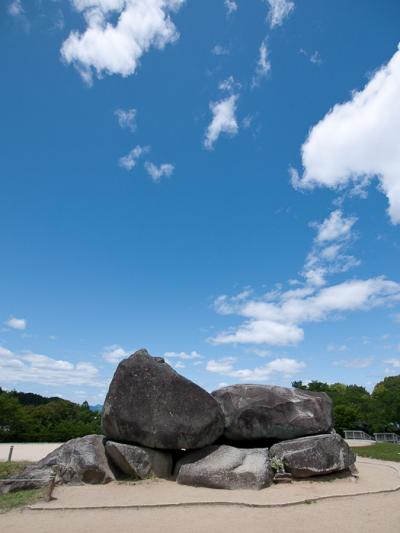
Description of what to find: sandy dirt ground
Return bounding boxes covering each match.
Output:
[345,439,376,447]
[27,458,400,509]
[1,492,399,533]
[0,443,63,462]
[1,458,399,533]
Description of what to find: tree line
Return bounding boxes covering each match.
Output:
[0,388,101,442]
[292,375,400,436]
[1,375,399,442]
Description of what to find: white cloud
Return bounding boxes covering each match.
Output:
[293,45,400,224]
[224,0,237,15]
[218,75,241,93]
[310,51,322,65]
[119,144,149,170]
[252,40,271,87]
[102,344,128,363]
[334,357,373,369]
[327,343,349,352]
[0,346,13,358]
[206,356,305,381]
[144,161,174,183]
[313,210,357,243]
[204,94,239,150]
[114,108,137,132]
[303,210,359,288]
[174,361,185,369]
[211,277,400,346]
[0,347,103,387]
[8,0,24,16]
[299,49,322,66]
[212,44,229,56]
[385,358,400,368]
[163,351,203,360]
[61,0,185,84]
[265,0,294,28]
[5,316,27,330]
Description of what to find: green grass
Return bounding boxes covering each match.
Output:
[352,443,400,462]
[0,461,43,513]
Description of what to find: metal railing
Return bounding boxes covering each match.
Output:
[374,432,400,443]
[344,430,374,440]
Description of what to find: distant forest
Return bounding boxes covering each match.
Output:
[1,375,399,442]
[0,388,101,442]
[292,375,400,436]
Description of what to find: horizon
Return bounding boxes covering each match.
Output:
[1,0,400,405]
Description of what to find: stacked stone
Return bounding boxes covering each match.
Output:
[1,349,356,494]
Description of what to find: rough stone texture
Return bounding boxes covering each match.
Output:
[175,445,273,490]
[212,384,333,441]
[269,433,356,478]
[105,441,172,480]
[0,435,115,494]
[102,349,225,449]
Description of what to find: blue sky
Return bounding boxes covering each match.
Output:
[1,0,400,405]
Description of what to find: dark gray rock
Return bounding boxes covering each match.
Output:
[0,435,115,494]
[105,441,172,480]
[212,384,333,441]
[102,349,225,449]
[175,445,273,490]
[269,433,356,478]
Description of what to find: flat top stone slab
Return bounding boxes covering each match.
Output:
[212,384,333,441]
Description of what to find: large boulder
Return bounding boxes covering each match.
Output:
[175,445,273,490]
[105,441,172,480]
[0,435,115,494]
[102,349,225,449]
[269,433,356,478]
[212,384,333,441]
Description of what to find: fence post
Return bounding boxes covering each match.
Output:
[45,472,56,502]
[7,446,14,462]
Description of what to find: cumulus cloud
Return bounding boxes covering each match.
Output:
[119,144,149,170]
[385,358,400,368]
[334,357,373,369]
[5,316,27,330]
[224,0,237,15]
[211,214,399,347]
[0,346,103,387]
[212,44,229,56]
[102,344,128,363]
[204,94,239,150]
[313,210,357,243]
[114,108,137,132]
[206,356,305,381]
[61,0,185,84]
[144,161,174,182]
[293,45,400,224]
[211,277,400,346]
[163,351,203,360]
[8,0,24,16]
[303,210,359,287]
[265,0,294,28]
[252,40,271,87]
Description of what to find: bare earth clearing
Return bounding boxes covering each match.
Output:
[1,458,399,532]
[0,444,63,462]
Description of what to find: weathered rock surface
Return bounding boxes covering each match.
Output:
[175,445,273,490]
[0,435,115,494]
[212,384,333,441]
[102,349,225,449]
[269,433,356,478]
[105,441,172,480]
